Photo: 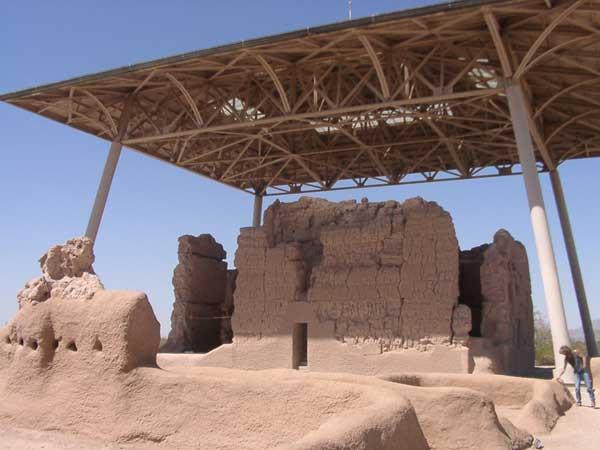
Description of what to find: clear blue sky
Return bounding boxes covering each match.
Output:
[1,1,599,336]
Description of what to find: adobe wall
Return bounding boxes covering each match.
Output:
[2,237,160,378]
[460,230,535,375]
[203,197,471,374]
[162,235,229,353]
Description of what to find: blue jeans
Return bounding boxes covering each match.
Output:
[574,370,595,404]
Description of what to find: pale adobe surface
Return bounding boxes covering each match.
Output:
[0,425,154,450]
[2,391,591,450]
[302,370,515,450]
[0,295,426,449]
[538,386,600,450]
[163,198,535,378]
[162,234,229,352]
[3,237,159,374]
[0,334,427,450]
[4,346,564,450]
[460,230,535,376]
[266,196,460,349]
[155,366,574,450]
[380,373,573,435]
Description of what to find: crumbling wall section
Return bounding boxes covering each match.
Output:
[232,229,306,337]
[17,237,103,307]
[163,235,228,353]
[1,237,160,380]
[480,230,535,375]
[307,198,459,350]
[459,230,535,375]
[219,269,237,344]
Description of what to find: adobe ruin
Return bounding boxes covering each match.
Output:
[162,234,235,353]
[171,196,536,376]
[17,236,103,308]
[3,237,159,373]
[0,235,572,450]
[3,1,598,446]
[460,230,535,375]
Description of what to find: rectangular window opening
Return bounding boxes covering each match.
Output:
[293,323,308,370]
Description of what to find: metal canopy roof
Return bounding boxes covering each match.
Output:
[2,0,600,196]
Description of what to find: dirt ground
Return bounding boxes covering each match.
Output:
[0,397,597,450]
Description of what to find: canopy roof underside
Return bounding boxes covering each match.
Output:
[2,0,600,195]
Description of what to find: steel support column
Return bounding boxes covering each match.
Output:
[85,142,122,242]
[506,82,571,377]
[549,169,598,357]
[252,195,263,227]
[85,100,132,243]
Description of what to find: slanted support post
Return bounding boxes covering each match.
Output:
[505,82,572,377]
[252,194,263,227]
[85,99,132,243]
[549,169,598,357]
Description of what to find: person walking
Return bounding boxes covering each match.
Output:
[556,345,596,408]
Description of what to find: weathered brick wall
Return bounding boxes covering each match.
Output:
[232,197,462,352]
[163,234,228,353]
[232,229,305,336]
[459,230,535,375]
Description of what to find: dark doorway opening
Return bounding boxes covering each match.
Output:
[293,323,308,369]
[458,248,486,337]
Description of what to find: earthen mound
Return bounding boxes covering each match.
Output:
[381,372,573,435]
[1,290,160,379]
[1,315,427,449]
[300,370,515,450]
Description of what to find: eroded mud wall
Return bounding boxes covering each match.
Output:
[459,230,535,375]
[306,197,459,350]
[219,197,470,374]
[163,235,228,353]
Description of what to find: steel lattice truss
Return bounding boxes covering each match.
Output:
[2,0,600,195]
